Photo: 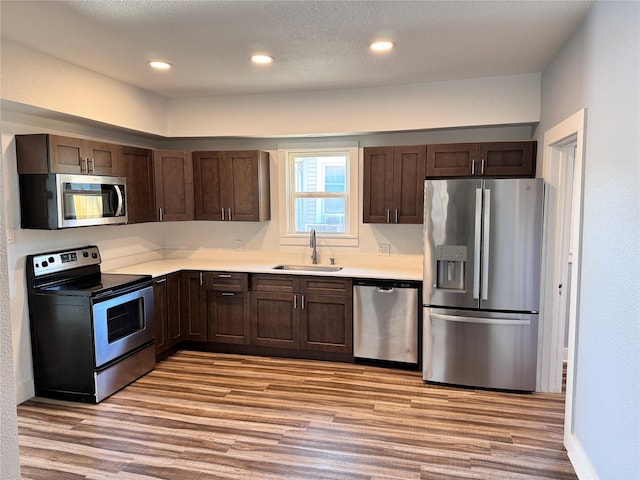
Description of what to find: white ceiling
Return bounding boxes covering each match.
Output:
[1,0,594,99]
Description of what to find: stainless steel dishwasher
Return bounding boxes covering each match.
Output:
[353,279,420,366]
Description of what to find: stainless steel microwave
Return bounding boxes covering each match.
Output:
[19,174,128,229]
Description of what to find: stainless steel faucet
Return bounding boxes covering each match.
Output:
[309,229,318,264]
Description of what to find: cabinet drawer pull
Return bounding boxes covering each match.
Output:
[218,274,232,278]
[154,278,167,284]
[221,292,235,296]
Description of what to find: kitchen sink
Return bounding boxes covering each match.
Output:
[272,264,343,272]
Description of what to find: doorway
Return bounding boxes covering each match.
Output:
[538,109,586,444]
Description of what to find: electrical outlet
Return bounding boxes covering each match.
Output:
[377,244,390,256]
[6,228,15,244]
[234,239,242,251]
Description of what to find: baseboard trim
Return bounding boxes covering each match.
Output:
[565,432,598,479]
[16,379,34,404]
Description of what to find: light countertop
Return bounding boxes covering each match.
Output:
[108,252,423,282]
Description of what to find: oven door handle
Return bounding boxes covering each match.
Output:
[114,185,124,217]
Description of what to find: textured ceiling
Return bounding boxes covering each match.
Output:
[0,0,594,98]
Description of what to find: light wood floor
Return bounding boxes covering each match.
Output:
[18,351,577,479]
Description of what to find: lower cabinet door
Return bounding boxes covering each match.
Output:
[250,291,299,349]
[300,293,353,354]
[207,291,250,345]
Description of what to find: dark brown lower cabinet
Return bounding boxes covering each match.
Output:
[250,275,353,355]
[207,291,251,345]
[153,273,182,359]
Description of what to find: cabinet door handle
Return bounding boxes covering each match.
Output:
[395,209,399,223]
[199,272,204,286]
[158,207,163,222]
[221,208,225,220]
[386,209,390,223]
[472,159,476,175]
[301,295,305,310]
[228,208,232,221]
[481,158,486,175]
[293,294,297,309]
[80,157,87,174]
[218,274,232,278]
[88,158,95,174]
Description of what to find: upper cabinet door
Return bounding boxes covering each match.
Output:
[49,135,86,174]
[153,150,194,222]
[393,145,426,224]
[84,140,118,176]
[118,146,155,224]
[426,143,478,177]
[363,146,394,223]
[193,151,225,221]
[479,142,536,178]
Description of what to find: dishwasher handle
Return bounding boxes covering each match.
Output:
[377,286,394,293]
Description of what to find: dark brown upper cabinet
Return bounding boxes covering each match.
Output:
[363,145,426,224]
[426,141,536,178]
[16,134,118,175]
[117,146,155,224]
[193,150,270,222]
[153,150,195,222]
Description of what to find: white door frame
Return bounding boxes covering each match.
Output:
[537,108,586,443]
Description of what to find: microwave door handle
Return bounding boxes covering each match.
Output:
[114,185,124,217]
[482,188,491,300]
[473,188,482,299]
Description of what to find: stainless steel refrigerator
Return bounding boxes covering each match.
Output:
[423,178,543,391]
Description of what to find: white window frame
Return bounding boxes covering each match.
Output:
[278,144,359,247]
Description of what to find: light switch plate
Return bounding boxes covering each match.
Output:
[377,244,390,256]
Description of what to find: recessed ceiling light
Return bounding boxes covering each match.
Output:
[148,60,172,70]
[251,54,274,65]
[370,40,395,52]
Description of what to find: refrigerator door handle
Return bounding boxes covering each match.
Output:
[430,312,530,326]
[482,188,491,300]
[473,188,482,299]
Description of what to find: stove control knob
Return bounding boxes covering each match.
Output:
[83,251,89,258]
[42,261,48,268]
[92,253,98,259]
[48,257,55,263]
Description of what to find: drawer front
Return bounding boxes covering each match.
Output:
[300,277,352,296]
[250,274,297,293]
[203,272,248,292]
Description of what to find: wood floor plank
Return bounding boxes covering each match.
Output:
[18,351,577,479]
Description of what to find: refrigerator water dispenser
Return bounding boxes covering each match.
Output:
[435,245,466,291]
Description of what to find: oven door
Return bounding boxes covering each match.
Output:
[92,285,154,367]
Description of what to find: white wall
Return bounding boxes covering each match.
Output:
[167,74,541,137]
[536,1,639,478]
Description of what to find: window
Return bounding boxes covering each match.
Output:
[279,145,359,246]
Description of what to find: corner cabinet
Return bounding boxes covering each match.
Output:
[117,146,155,224]
[249,275,353,356]
[363,145,426,224]
[153,150,195,222]
[16,134,118,175]
[426,141,536,178]
[193,150,270,222]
